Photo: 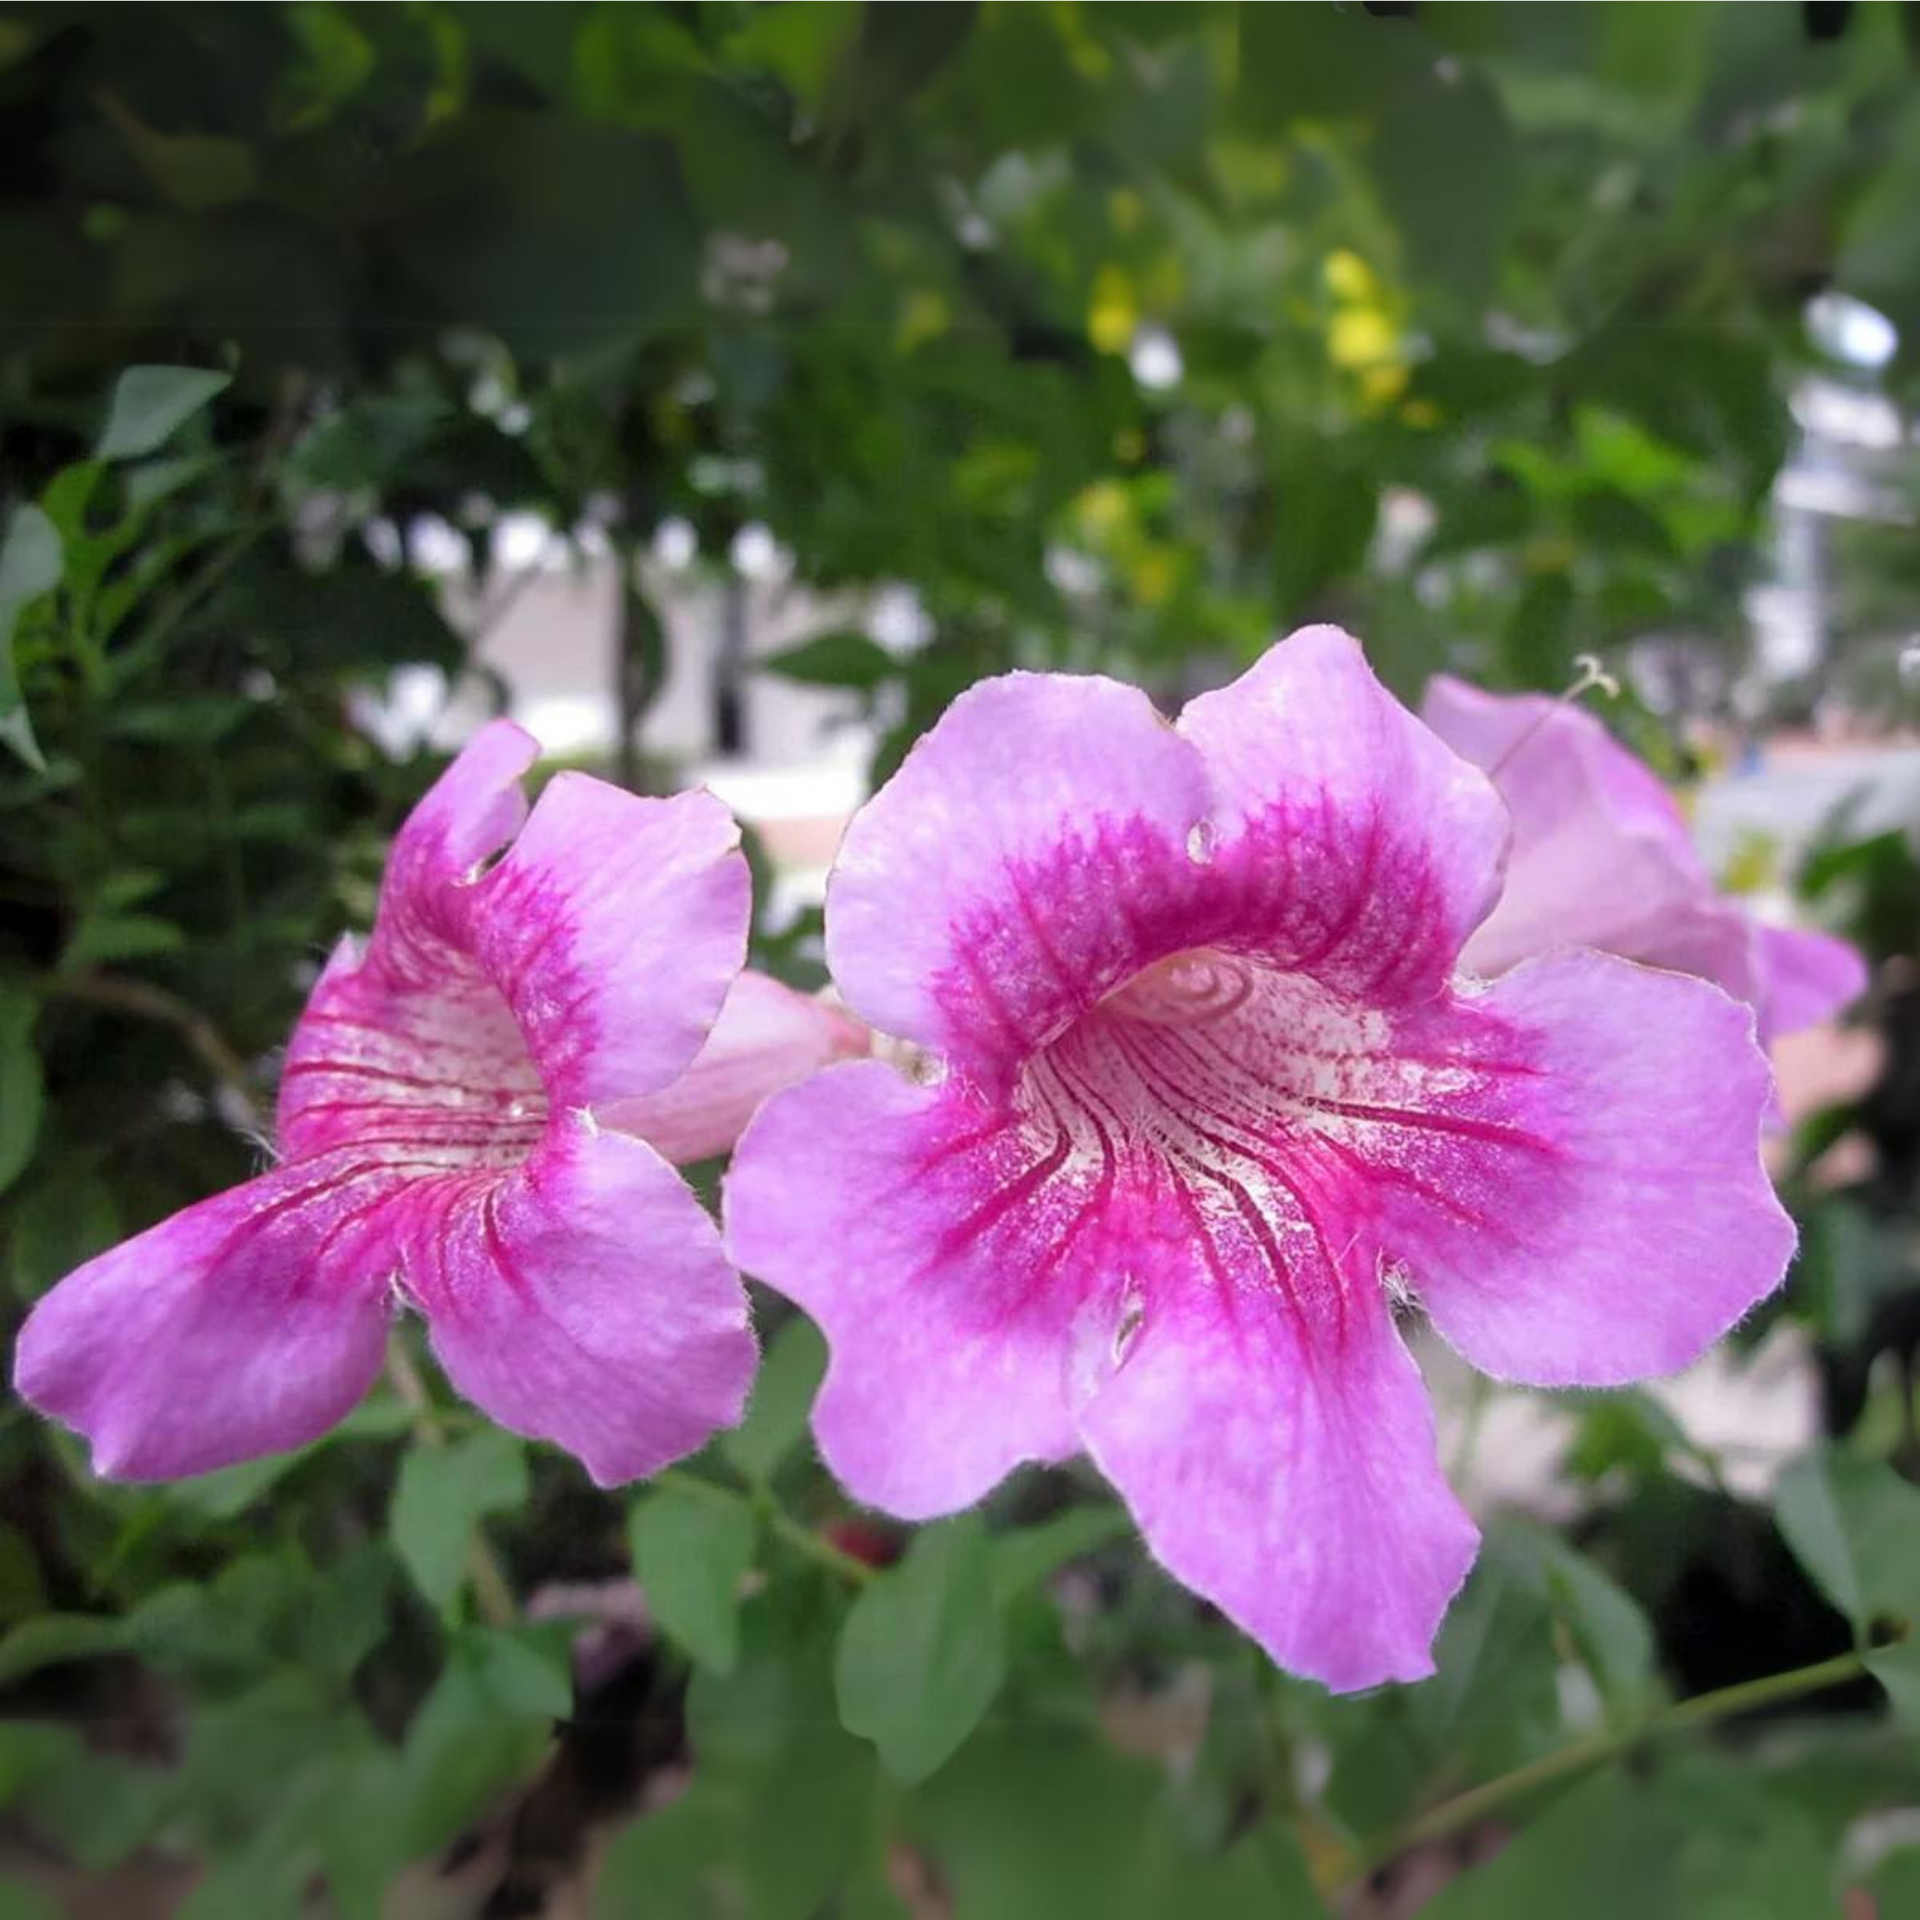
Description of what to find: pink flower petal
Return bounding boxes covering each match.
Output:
[728,632,1797,1686]
[725,1061,1086,1516]
[13,1151,404,1478]
[402,1119,756,1487]
[1752,923,1868,1042]
[1078,1275,1477,1692]
[1179,629,1511,1006]
[600,971,870,1165]
[23,728,760,1488]
[825,673,1211,1083]
[1374,951,1795,1384]
[468,778,748,1109]
[1420,675,1866,1044]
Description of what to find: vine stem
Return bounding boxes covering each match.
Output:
[384,1339,518,1631]
[48,972,261,1133]
[655,1466,877,1587]
[1343,1646,1871,1885]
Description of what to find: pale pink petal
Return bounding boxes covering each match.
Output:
[825,673,1211,1081]
[600,971,870,1165]
[12,1152,403,1479]
[1178,629,1511,1006]
[1078,1276,1477,1693]
[1368,951,1794,1384]
[379,719,540,936]
[400,1120,755,1487]
[1753,922,1867,1042]
[1420,676,1778,1011]
[281,780,749,1158]
[465,779,748,1108]
[724,1061,1090,1516]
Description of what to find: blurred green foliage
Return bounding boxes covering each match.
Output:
[2,3,1920,1915]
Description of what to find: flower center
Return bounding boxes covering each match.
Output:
[1100,947,1255,1029]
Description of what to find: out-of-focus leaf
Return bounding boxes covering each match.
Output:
[61,911,188,971]
[760,630,896,690]
[167,1400,413,1520]
[0,1522,47,1628]
[97,98,257,212]
[0,504,60,768]
[597,1587,875,1920]
[0,1722,83,1804]
[1776,1447,1920,1718]
[397,1627,570,1858]
[836,1514,1005,1782]
[0,1876,60,1920]
[1414,1766,1684,1919]
[721,1316,827,1483]
[0,1613,126,1687]
[1271,460,1375,624]
[94,366,232,460]
[390,1427,527,1617]
[627,1479,757,1673]
[0,984,43,1196]
[1838,101,1920,365]
[8,1162,128,1301]
[1490,1519,1658,1717]
[990,1504,1131,1605]
[22,1749,174,1872]
[400,117,699,360]
[1370,68,1517,303]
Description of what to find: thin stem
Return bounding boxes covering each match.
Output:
[48,973,261,1132]
[1345,1646,1871,1884]
[384,1340,518,1631]
[655,1466,876,1586]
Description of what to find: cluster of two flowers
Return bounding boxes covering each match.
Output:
[14,628,1862,1692]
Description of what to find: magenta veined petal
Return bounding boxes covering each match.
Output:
[1420,673,1866,1041]
[727,627,1795,1690]
[16,723,759,1483]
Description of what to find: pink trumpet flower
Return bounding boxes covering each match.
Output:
[725,629,1794,1691]
[1420,675,1867,1046]
[16,724,849,1487]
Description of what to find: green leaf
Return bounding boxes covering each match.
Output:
[94,366,232,460]
[0,983,43,1196]
[760,631,896,690]
[0,1521,47,1628]
[22,1749,174,1872]
[627,1480,757,1673]
[0,504,60,770]
[389,1427,527,1617]
[1776,1447,1920,1715]
[1415,1767,1684,1920]
[60,910,187,971]
[398,1627,570,1858]
[836,1514,1006,1782]
[0,1875,60,1920]
[660,1587,878,1920]
[0,1722,83,1805]
[721,1316,827,1483]
[1873,1847,1920,1918]
[1369,67,1517,304]
[1491,1519,1658,1717]
[0,1612,125,1688]
[990,1504,1131,1606]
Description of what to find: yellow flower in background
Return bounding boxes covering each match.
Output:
[1329,306,1397,372]
[1321,248,1410,411]
[1073,478,1131,540]
[1323,248,1380,304]
[896,288,949,353]
[1088,263,1138,356]
[1130,547,1178,607]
